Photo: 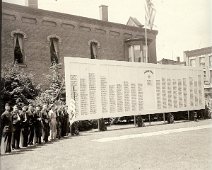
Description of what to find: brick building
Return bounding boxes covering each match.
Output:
[184,46,212,105]
[2,1,158,86]
[157,57,186,66]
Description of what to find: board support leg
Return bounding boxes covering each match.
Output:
[98,119,100,130]
[134,115,136,127]
[149,114,151,125]
[187,111,190,121]
[163,113,166,123]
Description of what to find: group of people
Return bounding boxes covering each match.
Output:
[0,103,70,154]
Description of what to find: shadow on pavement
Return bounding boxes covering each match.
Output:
[82,120,191,134]
[0,136,74,156]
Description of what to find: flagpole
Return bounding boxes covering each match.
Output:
[144,0,156,63]
[145,23,148,63]
[144,1,148,63]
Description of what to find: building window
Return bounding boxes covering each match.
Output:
[90,42,98,59]
[47,34,61,65]
[209,55,212,67]
[88,40,100,59]
[50,38,59,65]
[13,33,24,64]
[210,70,212,84]
[203,71,206,80]
[129,45,143,62]
[190,59,196,67]
[11,30,27,65]
[199,57,205,67]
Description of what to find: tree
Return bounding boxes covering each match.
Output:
[35,62,103,132]
[34,62,65,106]
[0,63,40,113]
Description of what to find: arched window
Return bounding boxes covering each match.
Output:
[14,33,24,64]
[88,40,100,59]
[11,30,27,65]
[47,34,61,65]
[90,42,98,59]
[49,37,59,65]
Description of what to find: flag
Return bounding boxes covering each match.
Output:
[145,0,156,30]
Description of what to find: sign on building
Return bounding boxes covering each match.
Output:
[64,57,205,121]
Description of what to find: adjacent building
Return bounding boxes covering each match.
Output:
[184,46,212,105]
[157,57,186,66]
[126,17,143,28]
[2,0,158,86]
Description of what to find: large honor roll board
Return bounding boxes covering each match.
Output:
[64,57,205,121]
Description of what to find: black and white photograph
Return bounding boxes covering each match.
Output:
[0,0,211,169]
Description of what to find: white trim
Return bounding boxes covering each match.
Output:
[11,29,27,39]
[47,34,62,43]
[88,39,100,48]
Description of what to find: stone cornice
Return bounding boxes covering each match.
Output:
[184,46,212,57]
[2,2,158,37]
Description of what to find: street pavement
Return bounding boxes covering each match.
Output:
[1,119,212,170]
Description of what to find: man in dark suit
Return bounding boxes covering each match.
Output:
[12,105,21,149]
[20,106,29,147]
[34,106,42,144]
[27,104,35,145]
[1,103,13,154]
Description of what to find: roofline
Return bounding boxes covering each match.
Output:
[2,2,158,35]
[127,16,144,28]
[184,46,212,57]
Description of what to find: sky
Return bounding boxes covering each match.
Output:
[3,0,212,61]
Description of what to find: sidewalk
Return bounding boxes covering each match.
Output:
[83,119,212,134]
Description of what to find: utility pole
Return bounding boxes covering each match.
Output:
[0,0,2,81]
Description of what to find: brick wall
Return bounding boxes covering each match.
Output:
[2,2,158,87]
